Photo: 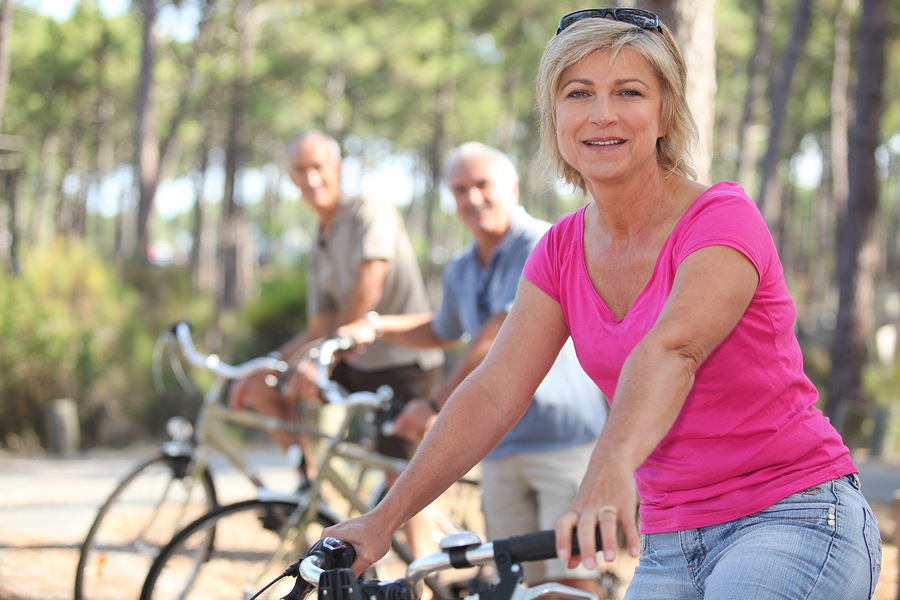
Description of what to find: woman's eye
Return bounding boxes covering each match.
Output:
[567,90,588,99]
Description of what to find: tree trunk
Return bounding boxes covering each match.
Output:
[133,0,159,263]
[4,167,19,273]
[134,0,214,264]
[157,0,216,177]
[830,0,852,217]
[813,0,853,306]
[825,0,887,421]
[30,131,59,244]
[423,74,455,282]
[736,0,773,190]
[0,0,13,136]
[191,120,212,291]
[55,130,80,237]
[644,0,717,184]
[218,3,271,311]
[756,0,814,228]
[219,74,244,309]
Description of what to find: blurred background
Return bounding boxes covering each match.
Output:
[0,0,897,455]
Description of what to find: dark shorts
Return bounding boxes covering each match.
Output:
[331,361,442,460]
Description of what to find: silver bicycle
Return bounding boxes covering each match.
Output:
[139,335,483,600]
[75,322,329,600]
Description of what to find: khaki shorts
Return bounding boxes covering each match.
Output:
[480,440,597,584]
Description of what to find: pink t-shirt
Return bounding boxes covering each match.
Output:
[524,182,855,533]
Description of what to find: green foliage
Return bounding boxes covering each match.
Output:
[0,239,152,448]
[864,360,900,409]
[2,0,898,451]
[231,264,308,361]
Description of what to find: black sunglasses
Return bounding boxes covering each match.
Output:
[556,8,663,35]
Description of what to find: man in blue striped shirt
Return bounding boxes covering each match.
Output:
[338,142,606,594]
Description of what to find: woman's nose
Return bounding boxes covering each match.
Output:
[590,97,617,126]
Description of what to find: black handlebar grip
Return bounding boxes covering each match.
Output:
[373,400,405,428]
[279,538,357,600]
[507,527,601,563]
[321,537,357,569]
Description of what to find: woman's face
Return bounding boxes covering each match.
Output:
[555,48,666,187]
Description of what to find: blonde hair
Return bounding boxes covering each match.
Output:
[537,18,698,191]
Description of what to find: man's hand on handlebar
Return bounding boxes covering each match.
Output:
[286,360,322,402]
[228,371,281,410]
[392,400,438,443]
[335,319,380,349]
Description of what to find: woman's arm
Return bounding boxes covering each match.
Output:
[555,244,760,567]
[321,277,572,573]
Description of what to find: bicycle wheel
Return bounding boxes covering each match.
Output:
[432,474,483,538]
[75,453,217,600]
[141,499,338,600]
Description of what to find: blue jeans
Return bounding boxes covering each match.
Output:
[625,475,882,599]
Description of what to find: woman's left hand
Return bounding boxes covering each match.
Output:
[554,454,640,568]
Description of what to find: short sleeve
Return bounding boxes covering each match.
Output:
[523,210,581,304]
[305,251,334,315]
[355,197,399,262]
[431,262,465,341]
[671,186,774,279]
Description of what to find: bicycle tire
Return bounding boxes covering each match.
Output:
[75,453,217,600]
[140,498,338,600]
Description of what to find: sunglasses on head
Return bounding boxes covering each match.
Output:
[556,8,663,35]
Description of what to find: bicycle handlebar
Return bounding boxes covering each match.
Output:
[286,527,602,600]
[314,336,395,413]
[172,321,289,380]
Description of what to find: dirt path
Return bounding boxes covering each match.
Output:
[1,450,896,600]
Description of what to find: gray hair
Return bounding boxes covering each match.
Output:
[287,130,342,164]
[443,142,519,185]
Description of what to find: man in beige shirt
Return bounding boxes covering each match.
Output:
[230,130,443,554]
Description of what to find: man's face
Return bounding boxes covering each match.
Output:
[288,135,342,215]
[447,156,517,239]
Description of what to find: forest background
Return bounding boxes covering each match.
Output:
[0,0,897,454]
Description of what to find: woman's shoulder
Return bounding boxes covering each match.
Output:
[677,181,766,231]
[672,181,777,270]
[692,181,758,211]
[545,204,588,237]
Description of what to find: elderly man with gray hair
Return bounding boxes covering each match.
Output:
[338,142,607,595]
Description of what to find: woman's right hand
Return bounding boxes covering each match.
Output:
[554,453,640,568]
[321,512,394,577]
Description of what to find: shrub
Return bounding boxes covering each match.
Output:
[0,239,152,448]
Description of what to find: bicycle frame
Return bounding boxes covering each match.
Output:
[168,325,477,546]
[160,323,316,488]
[138,330,483,600]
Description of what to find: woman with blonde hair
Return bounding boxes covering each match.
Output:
[324,10,881,599]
